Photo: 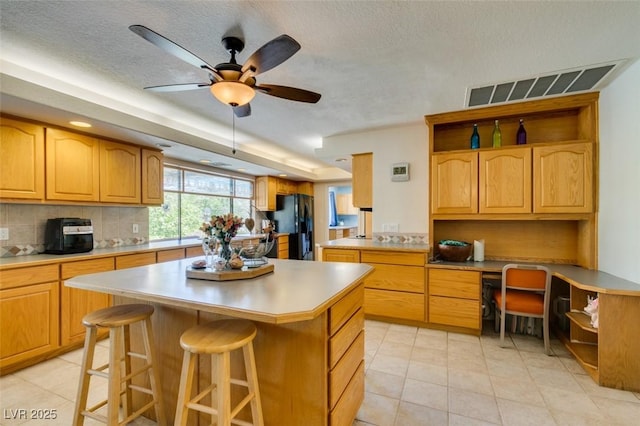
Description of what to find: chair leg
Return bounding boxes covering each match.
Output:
[543,315,551,356]
[73,326,98,426]
[122,324,133,420]
[142,317,167,425]
[216,352,232,426]
[107,327,123,425]
[243,343,264,426]
[175,351,196,426]
[499,309,507,348]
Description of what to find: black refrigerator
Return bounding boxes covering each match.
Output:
[268,194,314,260]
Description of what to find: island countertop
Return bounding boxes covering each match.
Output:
[65,258,373,324]
[318,237,430,253]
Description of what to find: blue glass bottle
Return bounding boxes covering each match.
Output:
[470,124,480,149]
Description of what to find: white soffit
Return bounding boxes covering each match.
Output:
[466,60,626,108]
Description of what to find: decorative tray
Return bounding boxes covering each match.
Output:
[186,263,274,281]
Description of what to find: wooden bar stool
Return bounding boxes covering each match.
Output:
[73,304,166,425]
[175,319,264,426]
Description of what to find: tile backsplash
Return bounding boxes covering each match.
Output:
[0,203,149,257]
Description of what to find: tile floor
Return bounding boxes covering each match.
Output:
[1,320,639,425]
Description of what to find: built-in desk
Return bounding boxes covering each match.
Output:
[427,260,640,392]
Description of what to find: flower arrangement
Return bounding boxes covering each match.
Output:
[200,213,244,243]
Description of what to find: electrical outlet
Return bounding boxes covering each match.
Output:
[132,224,139,234]
[388,223,399,232]
[0,228,8,240]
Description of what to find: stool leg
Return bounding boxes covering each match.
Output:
[216,352,231,426]
[242,343,264,426]
[142,317,167,425]
[108,326,124,425]
[175,351,196,426]
[122,324,133,420]
[73,326,98,426]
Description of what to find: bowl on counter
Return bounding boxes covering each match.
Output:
[437,240,472,262]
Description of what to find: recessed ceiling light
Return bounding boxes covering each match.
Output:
[211,162,232,167]
[335,158,348,162]
[237,168,246,172]
[69,120,92,128]
[199,159,211,164]
[278,174,288,177]
[156,143,172,148]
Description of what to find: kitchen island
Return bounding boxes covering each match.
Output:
[66,258,373,425]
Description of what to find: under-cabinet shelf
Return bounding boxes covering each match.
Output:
[566,341,598,372]
[566,310,598,334]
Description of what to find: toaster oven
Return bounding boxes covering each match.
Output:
[44,218,94,254]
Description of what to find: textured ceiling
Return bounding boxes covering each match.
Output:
[1,1,639,180]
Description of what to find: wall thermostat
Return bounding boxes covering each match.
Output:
[391,162,409,181]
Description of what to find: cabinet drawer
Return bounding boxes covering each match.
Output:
[1,282,60,367]
[364,263,425,293]
[428,269,480,300]
[115,252,156,269]
[61,257,114,279]
[329,285,364,335]
[361,251,426,266]
[0,264,59,290]
[329,331,364,408]
[330,308,364,368]
[429,295,480,330]
[156,248,185,263]
[330,361,364,426]
[364,288,425,321]
[323,248,360,263]
[185,246,203,258]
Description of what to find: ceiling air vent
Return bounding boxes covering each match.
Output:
[466,61,623,107]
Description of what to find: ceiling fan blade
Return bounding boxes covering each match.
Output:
[144,83,211,92]
[129,24,216,72]
[233,103,252,118]
[255,84,321,103]
[241,35,301,76]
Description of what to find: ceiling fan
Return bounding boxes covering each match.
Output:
[129,25,321,118]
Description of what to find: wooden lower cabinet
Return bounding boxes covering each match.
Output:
[277,234,290,259]
[322,248,361,263]
[0,265,60,373]
[60,258,114,345]
[427,268,482,331]
[156,248,186,263]
[361,251,426,322]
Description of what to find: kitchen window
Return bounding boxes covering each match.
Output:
[149,165,254,241]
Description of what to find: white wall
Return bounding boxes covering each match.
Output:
[320,123,429,234]
[599,60,640,283]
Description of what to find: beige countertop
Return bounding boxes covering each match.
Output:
[66,258,373,324]
[0,239,202,269]
[428,260,640,296]
[319,237,429,253]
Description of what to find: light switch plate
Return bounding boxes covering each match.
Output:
[0,228,9,240]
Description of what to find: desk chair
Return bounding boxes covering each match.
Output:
[493,264,552,355]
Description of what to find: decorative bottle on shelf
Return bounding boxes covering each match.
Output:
[516,119,527,145]
[470,124,480,149]
[492,119,502,148]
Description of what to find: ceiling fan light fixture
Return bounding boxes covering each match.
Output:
[210,81,255,106]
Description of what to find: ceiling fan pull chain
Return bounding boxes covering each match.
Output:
[232,109,236,155]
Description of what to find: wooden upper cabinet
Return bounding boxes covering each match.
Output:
[255,176,277,211]
[297,181,314,196]
[46,128,100,201]
[431,152,478,214]
[141,149,164,205]
[352,153,372,208]
[0,117,45,200]
[99,140,141,203]
[336,193,359,215]
[534,142,593,213]
[479,147,532,214]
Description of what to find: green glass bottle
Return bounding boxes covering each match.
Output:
[492,119,502,148]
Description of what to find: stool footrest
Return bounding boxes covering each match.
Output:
[190,383,217,405]
[121,400,157,425]
[230,392,256,420]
